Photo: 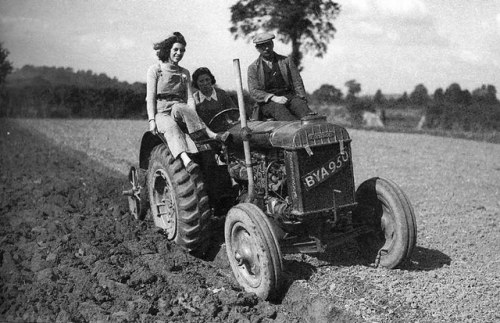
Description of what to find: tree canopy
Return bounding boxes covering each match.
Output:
[311,84,343,103]
[344,79,361,99]
[7,65,144,93]
[0,43,13,86]
[433,88,444,102]
[373,89,386,104]
[229,0,341,70]
[409,84,429,105]
[444,83,473,104]
[472,84,497,103]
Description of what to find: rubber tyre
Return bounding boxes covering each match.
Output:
[353,177,417,269]
[147,144,210,255]
[224,203,283,300]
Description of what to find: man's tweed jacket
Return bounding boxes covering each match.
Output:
[247,53,307,104]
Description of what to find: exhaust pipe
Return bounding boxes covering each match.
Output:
[233,58,255,203]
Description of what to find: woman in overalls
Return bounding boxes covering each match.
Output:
[146,32,228,173]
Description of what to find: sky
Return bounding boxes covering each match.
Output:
[1,0,499,96]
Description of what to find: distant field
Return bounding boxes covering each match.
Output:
[8,118,500,322]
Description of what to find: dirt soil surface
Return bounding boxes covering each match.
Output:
[1,118,499,323]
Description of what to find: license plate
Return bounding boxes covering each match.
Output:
[301,151,349,190]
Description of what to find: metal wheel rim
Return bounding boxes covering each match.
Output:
[377,199,396,253]
[152,169,177,239]
[230,222,262,288]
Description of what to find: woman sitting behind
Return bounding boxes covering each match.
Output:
[192,67,239,211]
[192,67,239,131]
[146,32,227,173]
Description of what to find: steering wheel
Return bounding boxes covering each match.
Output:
[208,108,240,132]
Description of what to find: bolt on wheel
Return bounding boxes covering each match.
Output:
[225,203,283,300]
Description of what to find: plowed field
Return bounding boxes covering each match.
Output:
[1,118,499,322]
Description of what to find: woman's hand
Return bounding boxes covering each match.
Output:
[149,119,158,135]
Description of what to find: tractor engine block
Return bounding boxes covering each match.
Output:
[228,150,291,218]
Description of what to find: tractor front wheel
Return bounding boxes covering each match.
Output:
[353,177,417,269]
[224,203,283,300]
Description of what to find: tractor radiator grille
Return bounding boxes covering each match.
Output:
[285,142,355,215]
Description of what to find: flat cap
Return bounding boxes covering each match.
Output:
[253,32,275,45]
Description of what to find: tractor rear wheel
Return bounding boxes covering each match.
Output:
[147,144,210,255]
[353,177,417,269]
[225,203,283,300]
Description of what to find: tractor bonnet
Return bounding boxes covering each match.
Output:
[228,118,350,150]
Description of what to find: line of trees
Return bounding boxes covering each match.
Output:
[308,80,500,132]
[1,64,147,119]
[425,83,499,132]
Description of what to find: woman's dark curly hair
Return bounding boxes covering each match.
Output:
[153,32,186,62]
[191,67,216,90]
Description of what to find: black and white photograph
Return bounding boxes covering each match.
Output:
[0,0,499,322]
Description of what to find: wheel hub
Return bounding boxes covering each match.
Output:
[381,205,396,246]
[232,226,260,282]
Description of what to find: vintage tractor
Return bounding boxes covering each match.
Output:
[123,60,417,300]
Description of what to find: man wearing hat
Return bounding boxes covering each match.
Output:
[247,32,313,121]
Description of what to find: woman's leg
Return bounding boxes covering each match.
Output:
[171,102,207,134]
[155,112,189,159]
[155,112,198,172]
[170,102,228,141]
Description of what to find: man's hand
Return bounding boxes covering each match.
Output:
[270,95,288,104]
